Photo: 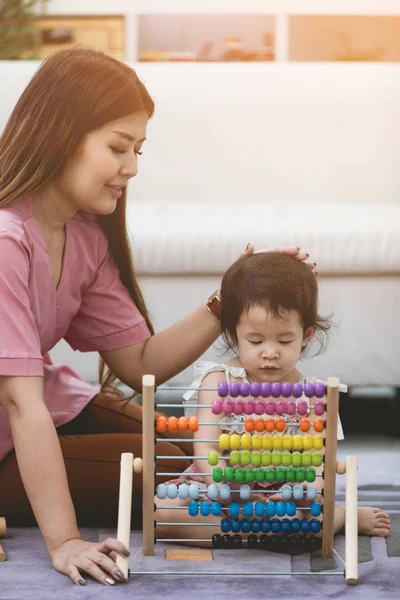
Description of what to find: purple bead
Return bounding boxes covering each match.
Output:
[233,400,244,415]
[250,382,261,397]
[315,383,325,398]
[222,399,234,415]
[212,399,222,415]
[286,401,296,416]
[292,382,303,398]
[314,400,325,416]
[297,400,308,416]
[281,382,292,398]
[265,401,275,415]
[260,382,271,398]
[229,383,240,398]
[254,401,265,415]
[275,401,286,416]
[218,381,229,398]
[244,400,255,415]
[271,382,282,398]
[304,383,315,398]
[239,382,251,397]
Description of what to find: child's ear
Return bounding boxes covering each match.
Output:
[302,327,316,347]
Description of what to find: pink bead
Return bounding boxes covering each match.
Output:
[233,400,244,415]
[271,382,282,398]
[275,401,286,415]
[297,400,308,416]
[244,400,255,415]
[254,401,265,415]
[286,401,296,416]
[265,401,275,415]
[212,399,222,415]
[222,399,234,415]
[314,400,325,416]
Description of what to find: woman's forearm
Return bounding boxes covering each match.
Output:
[9,404,80,554]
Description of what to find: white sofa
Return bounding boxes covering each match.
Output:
[1,61,399,389]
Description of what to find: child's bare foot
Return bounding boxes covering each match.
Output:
[358,507,390,537]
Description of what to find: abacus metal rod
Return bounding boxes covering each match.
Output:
[128,570,344,577]
[156,504,320,510]
[156,471,323,478]
[156,403,321,408]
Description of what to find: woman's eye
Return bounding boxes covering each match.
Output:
[135,150,143,156]
[111,147,127,154]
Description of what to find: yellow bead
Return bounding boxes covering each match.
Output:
[272,434,283,450]
[230,433,241,450]
[303,435,314,450]
[252,435,262,450]
[313,435,324,450]
[219,434,230,450]
[293,434,303,450]
[282,434,293,450]
[262,435,273,450]
[241,433,252,449]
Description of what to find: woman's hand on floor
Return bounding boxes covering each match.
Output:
[50,537,130,586]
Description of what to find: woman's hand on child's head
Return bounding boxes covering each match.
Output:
[238,244,317,276]
[50,537,130,586]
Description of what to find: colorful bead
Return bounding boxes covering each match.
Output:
[306,468,316,482]
[271,382,282,397]
[297,400,308,416]
[229,450,240,466]
[156,416,167,432]
[230,383,240,398]
[213,467,223,483]
[243,501,253,517]
[313,436,324,451]
[251,520,261,533]
[255,468,265,482]
[262,435,273,450]
[178,483,189,499]
[302,452,312,467]
[200,502,211,516]
[260,382,271,397]
[307,485,318,501]
[245,469,255,483]
[275,467,286,483]
[254,400,265,416]
[224,467,234,482]
[241,519,251,533]
[212,534,222,548]
[234,468,245,482]
[252,435,262,450]
[251,451,261,466]
[314,417,324,433]
[220,484,231,501]
[218,382,229,397]
[311,502,321,517]
[208,484,219,500]
[275,400,286,415]
[188,417,199,432]
[310,518,321,533]
[250,382,261,397]
[286,467,296,482]
[241,434,252,449]
[265,401,275,415]
[219,434,230,450]
[178,416,188,431]
[233,400,244,415]
[244,400,255,415]
[239,484,251,500]
[303,435,314,450]
[293,484,304,500]
[230,433,241,450]
[244,417,255,433]
[286,400,297,415]
[255,501,265,517]
[300,418,310,432]
[167,484,178,499]
[266,501,276,517]
[189,483,199,499]
[167,416,178,432]
[255,417,265,433]
[265,418,275,433]
[293,435,303,451]
[292,382,303,398]
[296,467,306,482]
[312,452,323,466]
[240,450,251,465]
[231,519,241,533]
[232,533,243,549]
[281,518,291,535]
[281,484,293,500]
[276,417,286,432]
[292,451,302,467]
[270,518,281,533]
[286,501,297,517]
[212,399,222,415]
[281,382,292,397]
[156,484,167,499]
[222,399,233,415]
[272,435,283,450]
[229,502,240,518]
[304,382,315,398]
[276,501,286,517]
[315,382,325,398]
[221,518,231,533]
[271,451,281,466]
[300,519,310,534]
[239,382,250,397]
[282,434,293,450]
[189,501,199,516]
[265,468,276,482]
[281,451,292,466]
[291,518,301,533]
[261,451,271,466]
[261,519,271,533]
[314,400,325,416]
[212,501,222,516]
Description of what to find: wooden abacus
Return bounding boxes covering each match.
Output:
[0,517,7,562]
[116,375,358,585]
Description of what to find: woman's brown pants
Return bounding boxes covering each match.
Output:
[0,392,193,528]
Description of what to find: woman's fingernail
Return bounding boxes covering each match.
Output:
[122,549,130,557]
[314,262,317,266]
[297,247,300,251]
[77,579,86,586]
[305,253,310,258]
[116,570,125,580]
[245,242,252,251]
[105,577,116,586]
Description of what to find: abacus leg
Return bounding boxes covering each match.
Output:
[116,453,134,579]
[344,455,358,586]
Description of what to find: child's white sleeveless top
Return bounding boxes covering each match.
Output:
[182,360,345,440]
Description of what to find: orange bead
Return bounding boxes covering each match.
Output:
[314,417,324,433]
[265,418,275,433]
[167,416,178,432]
[245,417,255,433]
[275,418,286,432]
[178,416,188,431]
[156,416,167,432]
[300,418,311,433]
[188,416,199,432]
[255,418,265,433]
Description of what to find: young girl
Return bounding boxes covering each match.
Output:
[155,252,390,548]
[0,47,316,586]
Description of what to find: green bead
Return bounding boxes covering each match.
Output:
[292,451,302,467]
[275,467,285,483]
[230,450,240,466]
[255,468,265,483]
[208,450,219,466]
[261,451,271,466]
[312,452,323,467]
[224,467,234,482]
[271,451,281,466]
[286,467,296,482]
[251,451,261,466]
[245,469,255,483]
[234,468,245,482]
[241,450,251,466]
[306,467,316,482]
[302,452,312,467]
[281,451,292,466]
[213,467,223,482]
[295,467,305,482]
[265,468,276,482]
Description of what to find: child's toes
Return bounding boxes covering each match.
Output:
[371,525,390,537]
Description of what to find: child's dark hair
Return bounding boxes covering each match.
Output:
[220,252,332,357]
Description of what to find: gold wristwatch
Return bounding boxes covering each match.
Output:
[206,290,221,320]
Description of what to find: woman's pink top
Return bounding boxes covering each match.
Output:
[0,196,150,462]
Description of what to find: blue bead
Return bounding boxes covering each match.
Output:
[189,484,199,499]
[200,502,211,517]
[266,502,276,517]
[211,502,222,516]
[178,483,189,499]
[167,484,178,499]
[231,519,241,533]
[311,502,321,517]
[281,518,291,535]
[270,518,281,533]
[286,501,297,517]
[221,518,231,533]
[243,501,253,518]
[293,484,304,500]
[276,501,286,517]
[156,484,167,499]
[291,518,301,533]
[281,485,292,501]
[220,484,231,501]
[188,501,198,517]
[300,519,310,534]
[307,485,318,501]
[208,484,219,500]
[255,501,265,518]
[310,518,321,533]
[261,519,271,533]
[251,520,261,533]
[229,502,240,518]
[241,519,251,533]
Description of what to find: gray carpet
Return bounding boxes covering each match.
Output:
[1,436,400,599]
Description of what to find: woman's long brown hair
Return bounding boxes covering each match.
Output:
[0,47,155,394]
